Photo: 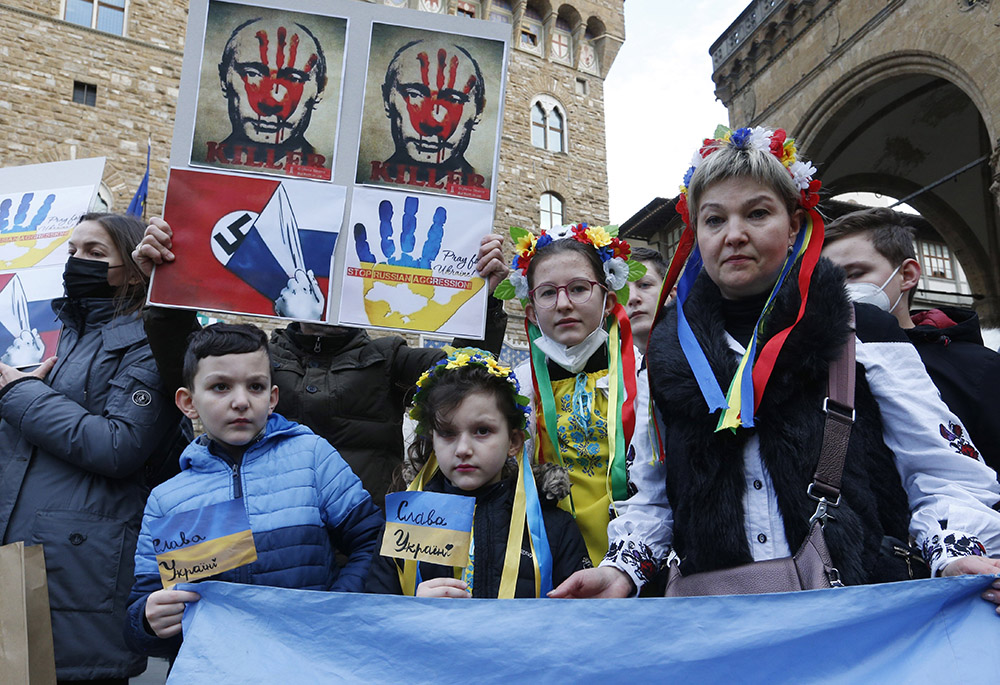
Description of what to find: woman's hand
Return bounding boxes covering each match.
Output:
[132,217,175,277]
[145,589,201,638]
[0,356,56,391]
[548,566,635,599]
[941,556,1000,615]
[415,577,470,598]
[476,233,509,293]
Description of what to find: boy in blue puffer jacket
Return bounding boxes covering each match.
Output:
[124,323,382,657]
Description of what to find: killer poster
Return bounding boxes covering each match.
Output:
[189,1,347,180]
[354,23,505,201]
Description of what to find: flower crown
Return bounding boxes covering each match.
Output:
[494,223,645,305]
[410,347,531,433]
[676,125,821,227]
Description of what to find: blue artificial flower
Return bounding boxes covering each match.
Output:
[682,165,696,188]
[536,233,553,249]
[730,127,752,149]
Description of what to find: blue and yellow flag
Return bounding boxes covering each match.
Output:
[149,498,257,589]
[382,491,474,567]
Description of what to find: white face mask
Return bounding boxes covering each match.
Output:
[844,264,903,313]
[533,291,610,373]
[533,325,609,374]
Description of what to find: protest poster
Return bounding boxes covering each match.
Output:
[149,499,257,589]
[338,186,491,337]
[0,158,105,366]
[168,575,1000,683]
[355,23,505,201]
[166,0,508,335]
[149,168,345,322]
[189,0,347,181]
[382,491,474,567]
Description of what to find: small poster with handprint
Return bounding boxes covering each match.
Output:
[149,168,345,321]
[338,187,490,338]
[0,158,106,271]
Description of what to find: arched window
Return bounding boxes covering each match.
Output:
[489,0,513,23]
[551,17,573,65]
[65,0,127,35]
[539,193,563,231]
[530,96,566,153]
[520,6,545,56]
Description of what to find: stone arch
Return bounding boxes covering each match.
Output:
[797,54,999,320]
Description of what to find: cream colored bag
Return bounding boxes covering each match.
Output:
[0,542,57,685]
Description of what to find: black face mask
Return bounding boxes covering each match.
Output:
[63,257,118,300]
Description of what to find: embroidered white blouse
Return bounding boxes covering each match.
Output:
[604,334,1000,591]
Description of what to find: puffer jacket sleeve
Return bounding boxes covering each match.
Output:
[314,439,385,592]
[0,343,177,479]
[123,491,184,658]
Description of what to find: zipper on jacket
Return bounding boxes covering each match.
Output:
[231,462,243,499]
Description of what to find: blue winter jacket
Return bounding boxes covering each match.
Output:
[124,413,383,657]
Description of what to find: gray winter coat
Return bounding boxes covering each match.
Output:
[0,297,180,681]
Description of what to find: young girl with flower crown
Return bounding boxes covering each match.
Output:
[494,224,645,566]
[365,348,590,598]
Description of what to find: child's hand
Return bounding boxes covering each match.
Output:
[145,589,200,638]
[415,577,470,598]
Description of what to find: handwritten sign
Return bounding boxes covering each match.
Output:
[149,499,258,589]
[381,491,474,567]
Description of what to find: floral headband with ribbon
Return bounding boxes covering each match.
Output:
[494,223,646,306]
[657,125,825,433]
[410,347,531,433]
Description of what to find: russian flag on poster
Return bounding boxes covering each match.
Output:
[149,499,257,589]
[0,270,61,368]
[210,183,339,301]
[382,491,474,567]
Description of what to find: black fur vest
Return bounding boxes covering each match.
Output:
[645,258,910,585]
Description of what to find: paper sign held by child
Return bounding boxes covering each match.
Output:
[149,499,258,589]
[382,491,474,567]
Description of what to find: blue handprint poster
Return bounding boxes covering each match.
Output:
[0,157,105,270]
[338,186,491,337]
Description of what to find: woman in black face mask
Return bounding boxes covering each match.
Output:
[0,212,188,683]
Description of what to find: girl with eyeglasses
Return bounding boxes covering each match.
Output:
[496,225,645,565]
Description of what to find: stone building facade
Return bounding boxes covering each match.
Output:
[708,0,1000,323]
[0,0,623,348]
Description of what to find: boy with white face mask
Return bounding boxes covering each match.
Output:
[823,207,1000,474]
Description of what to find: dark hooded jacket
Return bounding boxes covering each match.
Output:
[645,258,911,585]
[907,306,1000,474]
[142,298,507,509]
[0,298,183,680]
[366,470,590,597]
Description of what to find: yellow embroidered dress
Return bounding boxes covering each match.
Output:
[546,368,612,566]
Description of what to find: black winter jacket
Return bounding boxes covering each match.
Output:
[0,298,183,680]
[907,306,1000,473]
[366,472,590,597]
[645,259,911,585]
[142,298,507,508]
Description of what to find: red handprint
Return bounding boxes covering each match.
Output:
[404,49,478,148]
[242,27,318,140]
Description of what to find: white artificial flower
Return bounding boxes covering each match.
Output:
[789,160,817,191]
[749,126,773,153]
[549,224,574,240]
[604,258,629,291]
[690,149,705,170]
[509,270,530,301]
